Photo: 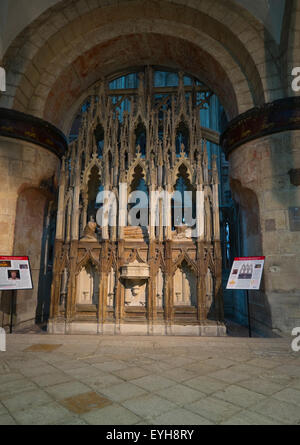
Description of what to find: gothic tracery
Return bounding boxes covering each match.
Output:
[49,67,224,334]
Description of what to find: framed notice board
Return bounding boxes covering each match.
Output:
[226,257,265,291]
[0,256,33,291]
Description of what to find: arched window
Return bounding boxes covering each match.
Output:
[124,151,129,170]
[80,152,86,175]
[94,123,104,158]
[135,122,146,157]
[87,166,101,222]
[176,121,189,156]
[172,165,195,229]
[128,165,148,227]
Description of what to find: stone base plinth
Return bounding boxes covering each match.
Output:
[48,320,227,337]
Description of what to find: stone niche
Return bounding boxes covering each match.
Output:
[121,260,150,307]
[173,262,197,306]
[76,263,99,305]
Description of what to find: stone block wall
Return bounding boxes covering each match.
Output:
[0,135,60,329]
[229,130,300,335]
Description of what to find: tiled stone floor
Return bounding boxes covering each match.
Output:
[0,334,299,425]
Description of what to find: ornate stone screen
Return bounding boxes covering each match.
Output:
[49,67,225,336]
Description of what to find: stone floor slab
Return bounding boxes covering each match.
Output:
[150,408,214,425]
[87,374,126,390]
[45,381,92,400]
[93,361,129,372]
[65,366,103,380]
[122,394,177,419]
[30,372,73,388]
[0,334,298,425]
[82,404,141,425]
[156,367,198,383]
[20,364,58,378]
[187,396,241,424]
[0,402,7,415]
[209,368,253,384]
[213,385,266,408]
[0,379,37,399]
[98,382,148,402]
[2,388,52,413]
[221,410,284,425]
[155,384,206,406]
[237,377,284,396]
[183,363,218,375]
[184,376,229,395]
[272,388,300,407]
[246,358,283,369]
[0,413,17,425]
[205,358,236,369]
[131,375,176,392]
[111,366,151,381]
[249,398,300,424]
[0,373,24,385]
[271,364,300,378]
[12,402,73,425]
[60,391,112,414]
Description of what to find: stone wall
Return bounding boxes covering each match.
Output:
[0,135,60,329]
[228,130,300,335]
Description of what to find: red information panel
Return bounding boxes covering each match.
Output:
[0,256,33,291]
[226,257,265,290]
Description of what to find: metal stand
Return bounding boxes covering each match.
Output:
[246,290,252,338]
[10,290,16,334]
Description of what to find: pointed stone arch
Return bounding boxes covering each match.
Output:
[172,251,198,276]
[173,259,197,307]
[76,260,100,305]
[133,118,147,157]
[81,156,102,190]
[172,160,194,189]
[127,159,147,190]
[94,121,105,158]
[76,250,100,275]
[154,249,166,274]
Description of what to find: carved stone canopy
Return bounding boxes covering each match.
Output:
[121,260,150,280]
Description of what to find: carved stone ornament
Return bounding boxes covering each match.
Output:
[80,217,97,241]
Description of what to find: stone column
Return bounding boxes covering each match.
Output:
[0,108,67,330]
[149,185,156,240]
[56,158,66,241]
[118,182,127,240]
[221,98,300,335]
[72,164,81,241]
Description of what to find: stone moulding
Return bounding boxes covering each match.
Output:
[221,97,300,157]
[0,107,67,158]
[121,261,150,280]
[48,320,227,337]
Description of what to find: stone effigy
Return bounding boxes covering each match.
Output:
[80,217,97,242]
